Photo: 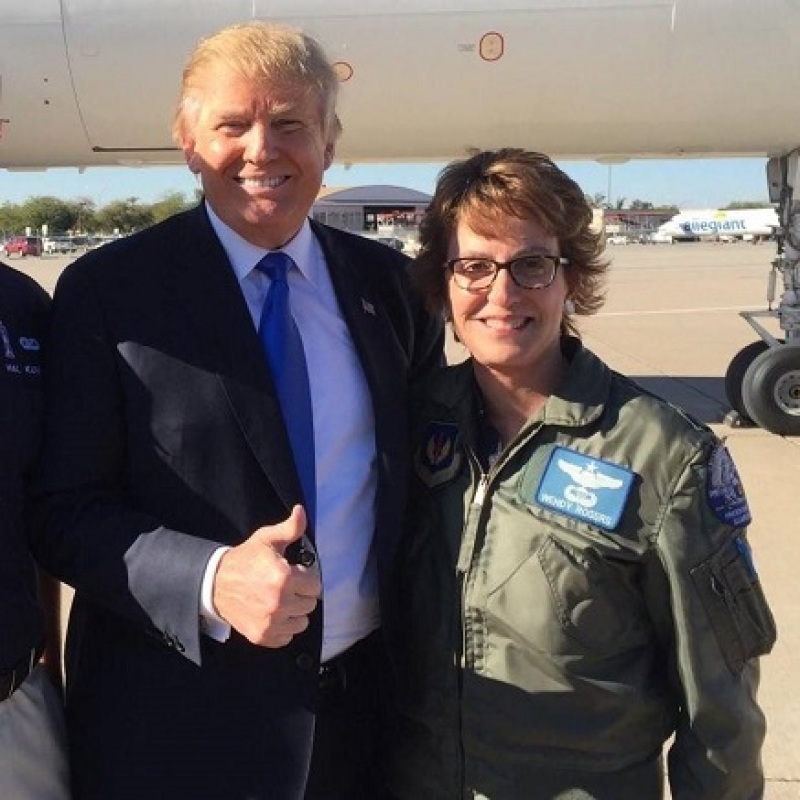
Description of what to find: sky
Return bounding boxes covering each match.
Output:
[0,156,772,211]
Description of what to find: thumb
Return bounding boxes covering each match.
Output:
[251,505,307,555]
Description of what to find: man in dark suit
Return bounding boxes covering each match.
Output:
[0,261,69,799]
[30,21,442,800]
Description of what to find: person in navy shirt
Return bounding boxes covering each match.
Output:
[0,260,68,799]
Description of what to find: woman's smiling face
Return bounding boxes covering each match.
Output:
[447,215,569,385]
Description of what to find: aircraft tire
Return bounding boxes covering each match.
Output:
[725,341,772,421]
[742,344,800,436]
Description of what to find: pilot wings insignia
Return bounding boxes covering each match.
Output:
[558,459,623,507]
[534,446,635,530]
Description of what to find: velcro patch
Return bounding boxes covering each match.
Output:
[414,421,462,487]
[707,443,751,527]
[535,446,635,531]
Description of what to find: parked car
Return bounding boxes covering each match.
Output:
[359,232,406,251]
[2,236,43,257]
[648,231,674,244]
[606,234,630,245]
[375,236,406,251]
[43,236,79,254]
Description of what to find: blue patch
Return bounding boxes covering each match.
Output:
[414,421,462,487]
[735,536,758,580]
[707,443,751,527]
[535,446,635,531]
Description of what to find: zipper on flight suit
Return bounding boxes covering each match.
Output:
[454,447,490,798]
[457,445,508,668]
[472,473,490,508]
[454,428,537,799]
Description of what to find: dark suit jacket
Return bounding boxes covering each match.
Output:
[31,206,442,799]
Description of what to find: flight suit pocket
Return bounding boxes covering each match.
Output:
[535,534,651,654]
[690,535,777,675]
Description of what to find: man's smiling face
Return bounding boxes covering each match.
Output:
[180,66,335,248]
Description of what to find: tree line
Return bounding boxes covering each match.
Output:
[0,191,201,238]
[1,190,772,239]
[584,194,771,211]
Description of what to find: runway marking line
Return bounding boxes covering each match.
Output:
[597,306,758,317]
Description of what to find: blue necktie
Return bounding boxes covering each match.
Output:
[256,252,316,528]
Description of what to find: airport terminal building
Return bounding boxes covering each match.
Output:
[312,185,431,234]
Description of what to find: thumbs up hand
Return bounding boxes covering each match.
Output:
[212,506,322,647]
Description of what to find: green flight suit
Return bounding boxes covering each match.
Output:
[386,337,776,800]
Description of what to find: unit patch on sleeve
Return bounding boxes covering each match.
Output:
[414,421,462,487]
[535,446,635,530]
[707,442,751,527]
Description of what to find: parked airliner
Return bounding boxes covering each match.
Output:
[656,208,780,243]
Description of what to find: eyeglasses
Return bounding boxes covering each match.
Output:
[446,254,567,291]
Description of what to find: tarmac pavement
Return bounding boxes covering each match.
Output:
[587,243,800,799]
[11,241,800,798]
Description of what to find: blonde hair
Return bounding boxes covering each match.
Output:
[172,21,341,144]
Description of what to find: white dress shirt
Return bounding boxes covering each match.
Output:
[200,205,379,662]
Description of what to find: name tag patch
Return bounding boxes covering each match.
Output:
[707,442,751,527]
[535,446,635,530]
[414,421,462,487]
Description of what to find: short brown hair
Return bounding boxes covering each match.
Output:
[412,149,608,336]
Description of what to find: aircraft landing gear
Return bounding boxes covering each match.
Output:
[724,148,800,436]
[740,345,800,436]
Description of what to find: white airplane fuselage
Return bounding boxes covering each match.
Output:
[1,0,800,169]
[658,208,780,242]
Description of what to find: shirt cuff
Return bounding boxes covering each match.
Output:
[199,546,232,642]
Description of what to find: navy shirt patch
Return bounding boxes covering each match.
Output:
[535,446,635,531]
[415,421,462,487]
[707,442,751,527]
[1,318,43,380]
[735,535,758,579]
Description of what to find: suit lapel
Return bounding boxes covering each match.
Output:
[160,206,303,512]
[312,223,409,575]
[313,224,407,438]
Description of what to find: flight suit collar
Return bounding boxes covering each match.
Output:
[541,336,612,429]
[428,336,613,432]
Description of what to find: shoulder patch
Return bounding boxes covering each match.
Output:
[707,442,751,527]
[414,421,463,487]
[534,446,635,531]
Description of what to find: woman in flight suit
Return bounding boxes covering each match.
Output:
[386,149,776,800]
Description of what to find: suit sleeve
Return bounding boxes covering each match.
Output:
[649,439,776,799]
[29,261,218,666]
